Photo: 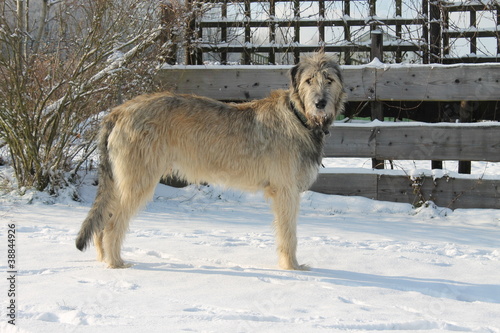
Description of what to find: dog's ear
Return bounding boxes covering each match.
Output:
[335,90,347,118]
[290,64,301,91]
[331,62,343,84]
[322,57,343,84]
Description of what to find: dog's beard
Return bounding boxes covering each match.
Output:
[307,112,333,133]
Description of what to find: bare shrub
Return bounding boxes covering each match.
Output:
[0,0,182,194]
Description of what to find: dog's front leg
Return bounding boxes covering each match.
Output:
[268,187,309,271]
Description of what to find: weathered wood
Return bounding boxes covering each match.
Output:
[370,30,385,170]
[419,176,500,209]
[157,63,500,102]
[323,126,375,158]
[157,66,290,100]
[344,66,377,102]
[377,174,417,204]
[158,65,377,101]
[429,0,441,63]
[374,64,500,101]
[310,173,378,199]
[327,124,500,162]
[195,44,378,55]
[198,17,426,29]
[311,173,500,209]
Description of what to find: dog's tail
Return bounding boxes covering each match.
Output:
[76,115,117,251]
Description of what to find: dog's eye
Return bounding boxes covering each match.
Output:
[305,78,312,85]
[326,78,333,85]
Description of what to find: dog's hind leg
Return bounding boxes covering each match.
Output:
[102,162,162,268]
[267,186,309,271]
[102,210,134,268]
[94,231,105,262]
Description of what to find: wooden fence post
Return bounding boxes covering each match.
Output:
[244,0,251,64]
[370,29,384,63]
[370,28,385,170]
[369,0,384,170]
[318,0,325,45]
[429,0,442,63]
[160,3,178,65]
[269,0,276,64]
[395,0,402,62]
[185,0,197,65]
[457,6,477,173]
[497,3,500,55]
[430,0,444,170]
[343,0,352,64]
[422,0,429,64]
[458,101,473,174]
[221,0,228,64]
[293,0,300,63]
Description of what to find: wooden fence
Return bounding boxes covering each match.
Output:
[313,123,500,209]
[442,1,500,63]
[158,62,500,209]
[171,0,500,65]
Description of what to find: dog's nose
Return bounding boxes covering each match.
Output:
[315,99,327,109]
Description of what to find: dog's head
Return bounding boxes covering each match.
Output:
[289,53,346,132]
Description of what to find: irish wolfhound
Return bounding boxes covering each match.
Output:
[76,53,346,270]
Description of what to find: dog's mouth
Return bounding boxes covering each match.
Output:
[306,110,333,134]
[308,111,329,127]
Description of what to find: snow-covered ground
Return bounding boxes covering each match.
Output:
[1,160,499,332]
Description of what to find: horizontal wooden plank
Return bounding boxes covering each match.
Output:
[197,44,418,54]
[444,29,499,39]
[157,63,500,102]
[156,66,290,101]
[200,17,426,28]
[157,65,375,102]
[443,2,499,11]
[326,124,500,162]
[197,44,373,55]
[442,56,500,64]
[374,64,500,101]
[158,65,375,101]
[311,173,500,209]
[311,173,378,198]
[323,126,376,157]
[420,176,500,209]
[375,125,500,161]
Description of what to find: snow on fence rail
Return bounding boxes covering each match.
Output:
[157,63,500,209]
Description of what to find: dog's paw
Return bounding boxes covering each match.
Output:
[279,260,310,271]
[296,263,310,271]
[107,262,133,269]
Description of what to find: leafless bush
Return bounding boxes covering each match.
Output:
[0,0,182,194]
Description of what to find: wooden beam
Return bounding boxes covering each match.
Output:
[156,66,290,100]
[310,173,378,199]
[326,124,500,162]
[323,126,376,158]
[311,173,500,209]
[373,64,500,101]
[157,63,500,102]
[198,17,426,29]
[429,0,442,63]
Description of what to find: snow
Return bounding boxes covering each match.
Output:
[1,166,500,332]
[162,58,500,72]
[335,120,500,128]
